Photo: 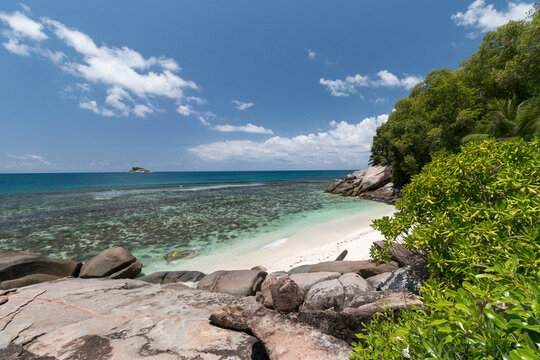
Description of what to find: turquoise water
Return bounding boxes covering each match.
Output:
[0,171,385,272]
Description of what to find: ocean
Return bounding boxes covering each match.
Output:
[0,171,389,273]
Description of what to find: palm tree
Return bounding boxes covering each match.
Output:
[462,97,540,142]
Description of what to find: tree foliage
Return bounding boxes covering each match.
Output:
[370,6,540,187]
[463,97,540,142]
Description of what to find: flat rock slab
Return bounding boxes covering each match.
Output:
[0,278,267,359]
[138,270,206,284]
[289,272,341,292]
[308,260,399,278]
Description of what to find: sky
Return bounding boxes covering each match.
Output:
[0,0,536,173]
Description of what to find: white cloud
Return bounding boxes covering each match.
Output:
[231,100,255,111]
[308,49,316,60]
[452,0,534,37]
[79,100,114,117]
[7,153,50,165]
[198,116,210,126]
[186,96,207,105]
[320,70,421,96]
[371,97,389,104]
[0,7,201,119]
[133,104,153,117]
[2,35,30,55]
[211,123,273,134]
[177,104,196,116]
[0,10,47,41]
[189,114,388,165]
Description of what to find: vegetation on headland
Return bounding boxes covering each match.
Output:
[352,6,540,359]
[370,6,540,187]
[353,138,540,360]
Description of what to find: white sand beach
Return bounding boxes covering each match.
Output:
[197,204,396,273]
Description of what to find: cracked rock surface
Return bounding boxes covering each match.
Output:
[0,278,268,359]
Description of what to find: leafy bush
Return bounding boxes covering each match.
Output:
[355,138,540,359]
[372,138,540,284]
[351,259,540,360]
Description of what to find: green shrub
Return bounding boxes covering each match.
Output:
[351,259,540,360]
[372,137,540,284]
[356,138,540,359]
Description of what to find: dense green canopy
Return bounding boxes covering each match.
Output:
[370,6,540,187]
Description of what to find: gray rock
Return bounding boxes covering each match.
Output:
[352,169,367,178]
[251,266,267,272]
[211,304,352,360]
[108,259,142,279]
[0,274,60,290]
[139,270,206,284]
[198,270,267,297]
[269,276,305,313]
[338,273,371,308]
[289,272,341,292]
[333,181,354,194]
[0,278,267,359]
[197,270,227,292]
[0,251,81,283]
[308,260,399,278]
[260,272,289,308]
[334,250,348,261]
[343,289,404,309]
[79,247,139,279]
[325,179,345,193]
[358,165,392,191]
[294,290,421,344]
[287,264,312,274]
[379,265,427,291]
[365,272,393,289]
[302,279,345,312]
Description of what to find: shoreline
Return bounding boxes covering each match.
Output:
[164,203,396,274]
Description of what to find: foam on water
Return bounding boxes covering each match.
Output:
[91,183,264,200]
[260,238,288,250]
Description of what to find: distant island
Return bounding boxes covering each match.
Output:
[128,167,152,173]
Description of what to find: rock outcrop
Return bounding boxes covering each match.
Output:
[325,165,400,204]
[127,167,152,173]
[293,290,423,343]
[79,247,141,279]
[210,304,352,360]
[0,251,81,290]
[0,278,268,359]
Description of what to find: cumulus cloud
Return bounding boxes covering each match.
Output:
[211,123,273,134]
[452,0,534,37]
[0,10,47,41]
[7,153,50,165]
[231,100,255,111]
[307,49,316,60]
[189,114,388,166]
[320,71,422,96]
[0,6,200,118]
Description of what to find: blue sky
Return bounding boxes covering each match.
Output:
[0,0,535,172]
